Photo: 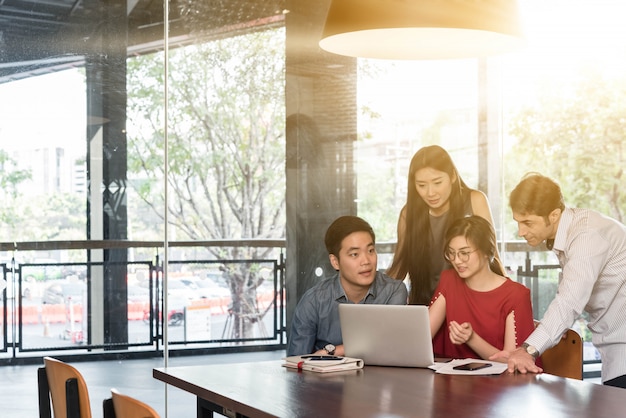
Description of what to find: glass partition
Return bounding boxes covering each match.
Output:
[1,0,625,397]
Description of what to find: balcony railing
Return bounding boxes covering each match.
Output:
[0,239,600,379]
[1,240,286,365]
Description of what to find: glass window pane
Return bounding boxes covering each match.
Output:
[500,0,626,365]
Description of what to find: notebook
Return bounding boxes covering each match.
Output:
[339,304,434,367]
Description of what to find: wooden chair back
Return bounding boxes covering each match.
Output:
[109,388,160,418]
[43,356,93,418]
[540,329,583,380]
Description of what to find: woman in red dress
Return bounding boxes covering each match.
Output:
[429,216,537,361]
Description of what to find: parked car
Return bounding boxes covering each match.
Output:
[21,258,64,282]
[143,295,187,326]
[179,277,230,299]
[166,297,186,326]
[166,279,198,301]
[42,281,85,305]
[205,271,228,288]
[127,285,151,303]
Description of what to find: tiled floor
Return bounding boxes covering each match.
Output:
[4,350,286,418]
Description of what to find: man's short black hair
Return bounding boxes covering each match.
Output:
[324,216,376,259]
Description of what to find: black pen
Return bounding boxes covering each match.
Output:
[300,355,343,361]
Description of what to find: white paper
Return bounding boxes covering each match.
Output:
[429,359,507,375]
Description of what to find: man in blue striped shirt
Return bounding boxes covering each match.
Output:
[492,173,626,389]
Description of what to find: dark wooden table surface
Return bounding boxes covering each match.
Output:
[154,360,623,417]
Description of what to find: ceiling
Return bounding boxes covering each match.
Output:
[0,0,285,82]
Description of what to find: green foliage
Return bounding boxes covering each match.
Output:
[505,71,626,236]
[0,150,32,229]
[0,192,84,241]
[0,150,31,198]
[356,159,398,242]
[127,28,286,250]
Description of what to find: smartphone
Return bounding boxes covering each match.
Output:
[453,362,492,371]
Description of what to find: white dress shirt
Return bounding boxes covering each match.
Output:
[526,208,626,382]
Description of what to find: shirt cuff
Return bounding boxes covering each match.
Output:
[525,326,552,355]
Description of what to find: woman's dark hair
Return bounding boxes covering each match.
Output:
[325,216,376,259]
[444,216,504,276]
[387,145,471,304]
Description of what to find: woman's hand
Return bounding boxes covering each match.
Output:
[449,320,474,345]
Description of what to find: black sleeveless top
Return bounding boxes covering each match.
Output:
[427,192,474,294]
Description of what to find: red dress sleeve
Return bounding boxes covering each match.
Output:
[508,282,535,345]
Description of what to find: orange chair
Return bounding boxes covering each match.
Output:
[540,329,583,380]
[39,356,93,418]
[103,388,160,418]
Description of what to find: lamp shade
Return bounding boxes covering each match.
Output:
[319,0,524,60]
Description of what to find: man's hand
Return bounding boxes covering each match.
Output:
[490,347,543,374]
[448,320,473,345]
[312,344,345,357]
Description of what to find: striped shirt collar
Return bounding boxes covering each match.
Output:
[552,207,572,253]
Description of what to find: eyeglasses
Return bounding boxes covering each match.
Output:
[444,249,478,263]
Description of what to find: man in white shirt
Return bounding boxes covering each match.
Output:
[492,173,626,388]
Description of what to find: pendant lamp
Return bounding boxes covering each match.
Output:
[319,0,524,60]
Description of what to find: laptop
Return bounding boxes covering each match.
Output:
[339,304,434,367]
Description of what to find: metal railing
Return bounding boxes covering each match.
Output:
[1,239,286,364]
[0,239,600,379]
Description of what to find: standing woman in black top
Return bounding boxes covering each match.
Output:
[387,145,502,305]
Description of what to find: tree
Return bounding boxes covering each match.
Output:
[127,27,286,339]
[0,150,32,238]
[0,150,86,243]
[505,71,626,237]
[11,193,85,241]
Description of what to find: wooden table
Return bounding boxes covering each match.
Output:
[154,360,623,418]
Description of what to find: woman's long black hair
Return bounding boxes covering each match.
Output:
[387,145,471,304]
